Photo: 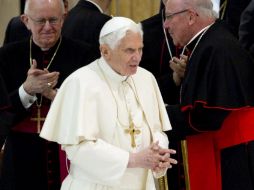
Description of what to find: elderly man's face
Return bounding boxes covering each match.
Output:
[107,31,143,76]
[163,0,190,47]
[22,0,64,49]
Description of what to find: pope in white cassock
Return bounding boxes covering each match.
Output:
[40,17,177,190]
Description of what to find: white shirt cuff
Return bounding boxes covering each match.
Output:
[19,85,37,109]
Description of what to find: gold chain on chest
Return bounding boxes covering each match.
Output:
[97,60,137,127]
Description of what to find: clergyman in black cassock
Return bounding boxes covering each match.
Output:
[165,0,254,189]
[0,35,98,190]
[167,19,254,190]
[0,0,99,189]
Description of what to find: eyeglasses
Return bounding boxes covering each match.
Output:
[165,9,189,20]
[27,15,62,26]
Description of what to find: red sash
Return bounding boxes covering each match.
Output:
[12,104,69,183]
[186,108,254,190]
[12,105,48,133]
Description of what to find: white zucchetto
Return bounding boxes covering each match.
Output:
[99,17,137,38]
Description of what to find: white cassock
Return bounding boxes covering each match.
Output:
[40,57,172,190]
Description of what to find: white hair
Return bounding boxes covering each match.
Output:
[99,23,143,49]
[182,0,218,18]
[24,0,65,15]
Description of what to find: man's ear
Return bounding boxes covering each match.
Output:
[62,13,67,21]
[20,14,31,30]
[60,13,67,28]
[188,10,198,25]
[100,44,111,60]
[64,1,69,14]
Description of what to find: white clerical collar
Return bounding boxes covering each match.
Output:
[211,0,220,15]
[185,23,213,47]
[98,57,128,85]
[181,23,214,58]
[86,0,103,13]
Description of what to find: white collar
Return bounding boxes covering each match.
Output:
[186,24,212,47]
[86,0,104,13]
[181,23,214,59]
[98,57,128,87]
[211,0,220,15]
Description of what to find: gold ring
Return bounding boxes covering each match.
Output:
[47,82,52,88]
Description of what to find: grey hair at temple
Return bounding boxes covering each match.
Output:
[99,17,143,49]
[182,0,218,18]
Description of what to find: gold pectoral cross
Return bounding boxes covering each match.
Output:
[31,107,46,133]
[125,122,141,148]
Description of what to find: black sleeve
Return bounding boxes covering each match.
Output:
[166,104,230,141]
[157,73,180,105]
[190,104,230,132]
[166,105,195,141]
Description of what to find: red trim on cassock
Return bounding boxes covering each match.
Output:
[181,100,251,112]
[186,107,254,190]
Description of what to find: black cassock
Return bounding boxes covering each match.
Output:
[167,20,254,190]
[0,36,99,190]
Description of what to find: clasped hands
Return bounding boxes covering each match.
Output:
[23,59,59,100]
[128,141,177,172]
[169,54,187,86]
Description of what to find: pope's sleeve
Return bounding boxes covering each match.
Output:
[40,69,101,144]
[62,139,129,186]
